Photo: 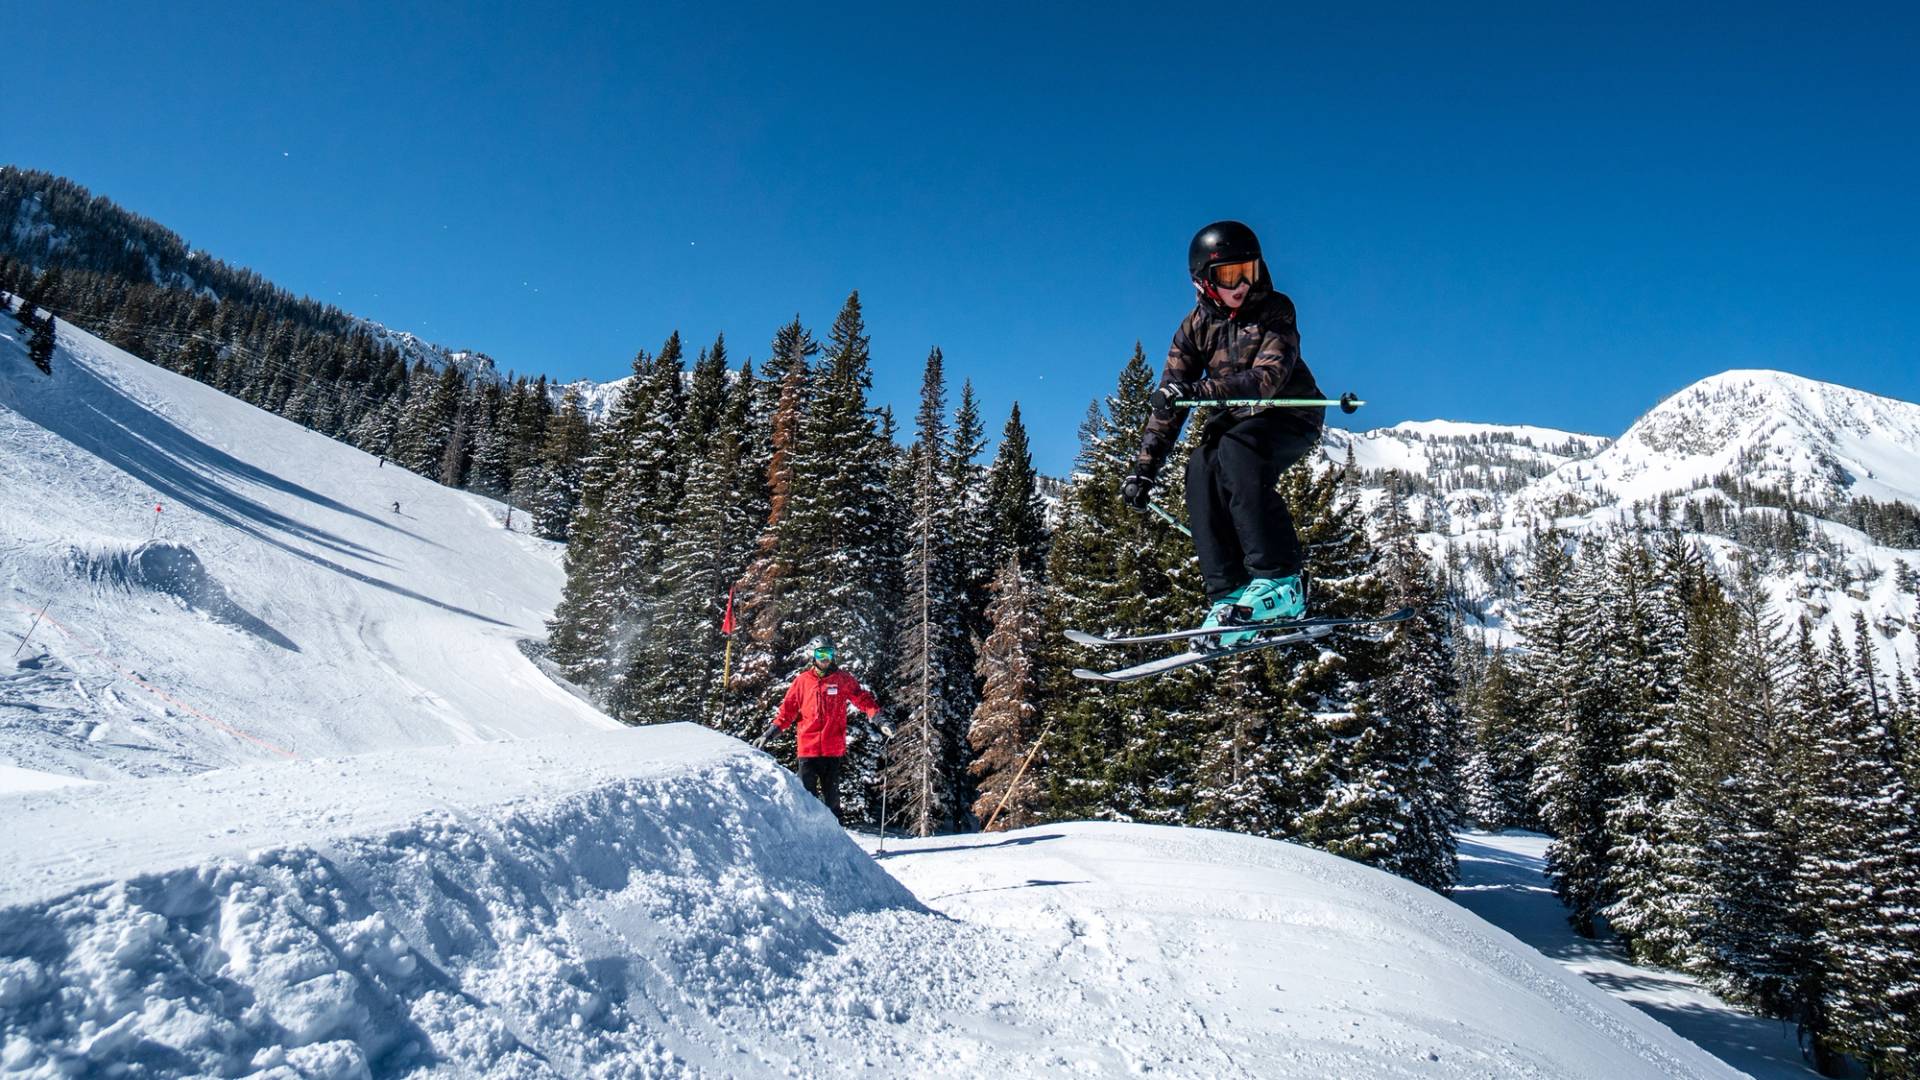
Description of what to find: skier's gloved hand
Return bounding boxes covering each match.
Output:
[873,712,894,739]
[1150,380,1197,420]
[1119,466,1157,512]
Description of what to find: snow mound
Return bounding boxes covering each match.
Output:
[0,724,1739,1079]
[1,304,615,782]
[0,726,916,1078]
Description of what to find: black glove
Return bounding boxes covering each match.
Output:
[1119,466,1157,512]
[873,712,894,739]
[1150,380,1197,420]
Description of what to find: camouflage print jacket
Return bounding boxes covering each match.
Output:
[1135,287,1322,473]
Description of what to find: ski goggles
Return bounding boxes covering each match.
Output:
[1209,260,1260,289]
[812,646,836,663]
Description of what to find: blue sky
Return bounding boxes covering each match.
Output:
[12,3,1919,472]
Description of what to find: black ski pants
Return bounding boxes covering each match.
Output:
[1184,415,1320,601]
[797,755,845,824]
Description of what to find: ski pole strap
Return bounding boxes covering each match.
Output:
[1174,391,1364,414]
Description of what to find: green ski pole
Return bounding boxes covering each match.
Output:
[1174,391,1364,413]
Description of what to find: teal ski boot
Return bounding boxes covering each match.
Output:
[1199,585,1249,651]
[1238,575,1307,642]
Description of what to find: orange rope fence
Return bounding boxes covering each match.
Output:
[14,601,300,760]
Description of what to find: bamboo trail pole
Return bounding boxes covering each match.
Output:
[12,601,49,659]
[983,721,1052,834]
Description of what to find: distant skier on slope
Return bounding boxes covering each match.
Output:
[766,636,885,826]
[1120,220,1325,647]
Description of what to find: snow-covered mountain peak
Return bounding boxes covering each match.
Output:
[1526,368,1920,512]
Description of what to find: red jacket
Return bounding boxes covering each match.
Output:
[775,666,879,758]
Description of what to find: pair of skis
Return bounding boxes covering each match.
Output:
[1067,608,1414,682]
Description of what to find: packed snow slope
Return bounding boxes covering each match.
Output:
[0,306,615,785]
[0,724,1740,1079]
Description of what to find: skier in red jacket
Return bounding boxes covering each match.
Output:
[769,637,884,825]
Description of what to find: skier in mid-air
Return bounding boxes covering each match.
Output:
[1120,220,1325,648]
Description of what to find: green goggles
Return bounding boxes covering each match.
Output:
[812,647,836,663]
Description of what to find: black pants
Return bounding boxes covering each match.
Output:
[1184,415,1320,601]
[797,756,845,824]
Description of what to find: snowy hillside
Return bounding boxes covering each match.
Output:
[0,723,1740,1078]
[0,306,614,785]
[1321,421,1608,533]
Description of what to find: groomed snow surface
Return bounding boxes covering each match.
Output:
[1,725,1741,1079]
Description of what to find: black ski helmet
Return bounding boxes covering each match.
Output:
[1188,220,1262,283]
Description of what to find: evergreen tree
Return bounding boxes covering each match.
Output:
[969,557,1047,831]
[1290,481,1457,889]
[981,402,1048,577]
[1785,623,1920,1072]
[528,385,591,541]
[1461,644,1534,829]
[1684,557,1806,1015]
[885,348,968,835]
[393,363,464,475]
[771,294,896,821]
[627,339,753,730]
[732,320,817,720]
[1523,530,1619,936]
[561,333,687,714]
[27,312,55,374]
[1038,345,1201,823]
[1600,534,1694,965]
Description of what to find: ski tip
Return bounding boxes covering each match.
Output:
[1063,630,1108,647]
[1071,668,1116,682]
[1384,606,1416,622]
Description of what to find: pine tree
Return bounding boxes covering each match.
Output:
[1038,345,1201,823]
[771,294,896,821]
[528,385,592,541]
[568,333,687,715]
[1461,644,1534,829]
[392,363,464,475]
[1684,556,1806,1014]
[27,311,55,374]
[1600,534,1694,965]
[1289,480,1457,890]
[969,557,1047,830]
[1784,623,1920,1072]
[732,320,817,719]
[627,339,755,731]
[885,348,968,835]
[1523,530,1619,936]
[981,402,1047,577]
